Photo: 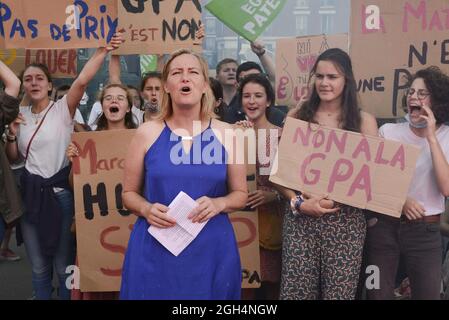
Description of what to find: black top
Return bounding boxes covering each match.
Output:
[221,93,287,127]
[0,92,20,134]
[21,166,70,256]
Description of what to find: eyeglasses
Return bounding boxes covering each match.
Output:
[104,95,127,102]
[405,88,431,100]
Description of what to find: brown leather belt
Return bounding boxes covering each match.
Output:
[401,214,441,223]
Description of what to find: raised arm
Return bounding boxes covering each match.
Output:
[251,40,276,85]
[108,54,121,85]
[421,105,449,197]
[0,60,21,98]
[67,33,123,118]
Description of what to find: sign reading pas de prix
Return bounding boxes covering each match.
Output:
[0,0,117,49]
[270,118,421,217]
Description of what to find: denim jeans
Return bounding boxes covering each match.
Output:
[0,217,5,243]
[365,213,442,300]
[21,189,76,300]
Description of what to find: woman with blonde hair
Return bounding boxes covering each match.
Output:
[119,49,247,299]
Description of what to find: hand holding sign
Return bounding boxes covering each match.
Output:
[105,32,124,51]
[300,193,340,218]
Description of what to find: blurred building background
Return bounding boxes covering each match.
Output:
[203,0,349,71]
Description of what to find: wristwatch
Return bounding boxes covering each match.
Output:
[290,194,304,216]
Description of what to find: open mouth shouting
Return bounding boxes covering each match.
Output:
[409,104,422,116]
[109,106,120,113]
[181,86,192,94]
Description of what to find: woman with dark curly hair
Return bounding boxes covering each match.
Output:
[279,48,378,300]
[365,66,449,300]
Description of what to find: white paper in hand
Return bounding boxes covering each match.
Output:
[148,191,207,256]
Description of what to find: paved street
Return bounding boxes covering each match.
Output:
[0,235,32,300]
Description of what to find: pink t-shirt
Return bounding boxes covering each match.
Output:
[379,122,449,215]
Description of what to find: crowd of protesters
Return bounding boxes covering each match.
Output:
[0,31,448,301]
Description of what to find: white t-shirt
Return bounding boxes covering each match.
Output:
[131,106,144,126]
[18,95,74,178]
[74,108,85,124]
[88,101,142,130]
[88,101,102,129]
[379,122,449,215]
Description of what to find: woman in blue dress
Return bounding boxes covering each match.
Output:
[120,49,248,300]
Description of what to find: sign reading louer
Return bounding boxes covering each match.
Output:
[206,0,287,42]
[270,118,421,217]
[0,49,78,78]
[351,0,449,118]
[0,0,117,49]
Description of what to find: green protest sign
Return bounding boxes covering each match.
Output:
[140,55,158,74]
[205,0,287,41]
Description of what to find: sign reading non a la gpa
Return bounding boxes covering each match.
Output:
[270,118,421,217]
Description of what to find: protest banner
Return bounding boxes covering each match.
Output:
[206,0,287,42]
[140,54,158,74]
[350,0,449,118]
[275,34,348,108]
[269,117,421,217]
[116,0,202,55]
[73,129,137,292]
[230,135,260,288]
[73,129,260,291]
[0,48,78,78]
[0,0,117,49]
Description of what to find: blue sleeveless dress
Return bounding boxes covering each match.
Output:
[120,122,242,300]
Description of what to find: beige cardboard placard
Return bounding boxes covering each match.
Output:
[350,0,449,118]
[275,34,348,109]
[116,0,202,55]
[230,145,260,288]
[0,48,77,78]
[269,117,421,217]
[73,130,136,292]
[0,0,117,49]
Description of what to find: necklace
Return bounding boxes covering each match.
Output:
[30,107,43,124]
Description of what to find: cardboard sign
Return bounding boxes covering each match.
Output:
[116,0,202,55]
[230,138,260,288]
[73,129,261,291]
[275,34,348,108]
[140,54,158,74]
[0,0,117,49]
[206,0,287,41]
[0,48,78,78]
[269,117,421,217]
[73,130,137,292]
[350,0,449,118]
